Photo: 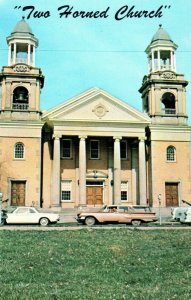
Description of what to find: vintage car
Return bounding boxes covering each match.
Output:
[171,207,188,221]
[5,207,60,226]
[76,205,157,226]
[179,207,191,224]
[171,200,191,221]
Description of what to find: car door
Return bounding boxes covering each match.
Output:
[27,208,39,224]
[8,207,29,224]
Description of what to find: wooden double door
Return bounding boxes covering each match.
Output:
[165,183,179,207]
[87,185,103,205]
[11,181,26,206]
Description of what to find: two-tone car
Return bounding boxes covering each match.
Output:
[5,207,60,226]
[76,205,157,226]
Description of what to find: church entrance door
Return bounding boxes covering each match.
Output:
[86,181,103,205]
[11,181,26,206]
[165,182,179,207]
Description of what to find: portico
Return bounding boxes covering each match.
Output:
[42,88,150,208]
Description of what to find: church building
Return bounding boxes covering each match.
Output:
[0,20,191,209]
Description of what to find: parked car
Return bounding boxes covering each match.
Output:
[180,207,191,224]
[171,200,191,221]
[5,207,60,226]
[171,207,188,222]
[76,205,157,226]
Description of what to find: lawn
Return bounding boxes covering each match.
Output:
[0,228,191,300]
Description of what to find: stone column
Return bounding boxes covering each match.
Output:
[157,50,161,70]
[8,44,11,65]
[28,44,31,65]
[13,43,16,64]
[151,50,154,72]
[108,144,113,204]
[131,143,138,204]
[138,138,147,205]
[33,46,36,66]
[51,134,61,207]
[113,137,121,204]
[173,52,176,71]
[79,136,87,206]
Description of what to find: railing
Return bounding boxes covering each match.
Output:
[12,103,29,110]
[16,58,28,64]
[150,64,173,72]
[161,64,172,70]
[163,108,176,115]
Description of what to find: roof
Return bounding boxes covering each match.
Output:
[151,25,172,43]
[7,18,38,45]
[12,18,34,37]
[145,25,178,53]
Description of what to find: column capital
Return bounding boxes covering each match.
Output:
[113,136,122,142]
[79,135,87,141]
[53,133,62,140]
[138,137,146,142]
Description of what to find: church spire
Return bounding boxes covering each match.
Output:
[6,18,38,66]
[145,25,177,73]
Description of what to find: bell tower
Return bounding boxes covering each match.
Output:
[0,17,44,120]
[139,25,188,125]
[139,25,191,208]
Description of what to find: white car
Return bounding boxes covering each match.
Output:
[180,207,191,224]
[6,207,60,226]
[171,207,188,222]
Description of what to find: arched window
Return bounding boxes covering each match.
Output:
[14,143,24,159]
[12,87,29,110]
[166,146,176,162]
[161,92,176,115]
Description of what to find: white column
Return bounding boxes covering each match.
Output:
[79,136,87,206]
[108,145,113,204]
[13,43,16,64]
[51,134,61,207]
[147,55,150,73]
[33,46,35,66]
[28,44,31,65]
[8,44,11,65]
[157,50,161,70]
[138,138,147,205]
[131,143,138,204]
[172,51,176,71]
[113,137,121,204]
[151,50,154,72]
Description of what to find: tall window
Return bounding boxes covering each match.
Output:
[90,140,100,159]
[61,139,72,159]
[14,143,24,159]
[166,146,176,162]
[61,180,72,201]
[121,181,128,201]
[120,140,127,159]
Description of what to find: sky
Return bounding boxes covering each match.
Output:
[0,0,191,118]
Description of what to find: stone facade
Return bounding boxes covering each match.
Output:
[0,21,191,209]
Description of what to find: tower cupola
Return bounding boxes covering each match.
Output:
[139,26,188,125]
[146,25,177,73]
[0,19,44,121]
[6,17,38,66]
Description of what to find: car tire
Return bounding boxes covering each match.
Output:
[39,217,49,226]
[85,216,96,226]
[131,220,141,226]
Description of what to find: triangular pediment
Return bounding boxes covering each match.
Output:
[42,88,150,124]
